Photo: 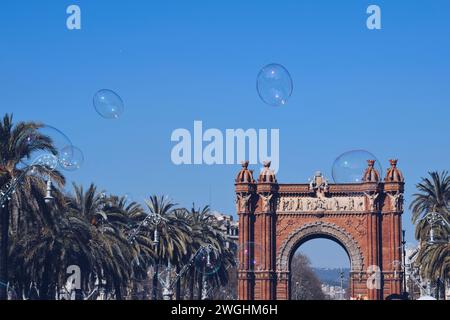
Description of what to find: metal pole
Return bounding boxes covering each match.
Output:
[152,228,160,300]
[162,261,174,300]
[201,249,211,300]
[402,230,407,295]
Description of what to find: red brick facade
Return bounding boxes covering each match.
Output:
[235,160,404,300]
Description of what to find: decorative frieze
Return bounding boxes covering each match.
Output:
[276,195,365,213]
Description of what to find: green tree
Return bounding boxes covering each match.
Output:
[67,184,137,299]
[290,253,326,300]
[183,205,235,300]
[410,171,450,299]
[143,195,191,300]
[0,114,64,300]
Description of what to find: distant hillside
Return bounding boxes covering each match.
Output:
[312,268,350,288]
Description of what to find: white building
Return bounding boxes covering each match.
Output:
[321,284,346,300]
[211,211,238,247]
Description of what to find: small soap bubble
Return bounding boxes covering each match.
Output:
[257,63,293,106]
[93,89,124,119]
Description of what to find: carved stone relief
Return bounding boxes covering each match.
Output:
[387,192,403,211]
[276,196,365,213]
[236,194,251,212]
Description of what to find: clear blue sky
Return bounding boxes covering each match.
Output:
[1,0,449,268]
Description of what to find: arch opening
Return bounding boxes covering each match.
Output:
[276,221,365,300]
[290,236,351,300]
[277,221,364,273]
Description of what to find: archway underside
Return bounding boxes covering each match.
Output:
[277,221,364,273]
[275,221,365,300]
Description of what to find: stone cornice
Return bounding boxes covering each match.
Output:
[235,183,257,193]
[276,211,369,217]
[277,183,383,195]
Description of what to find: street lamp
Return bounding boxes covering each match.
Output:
[155,244,218,301]
[401,230,407,295]
[201,245,215,300]
[1,154,58,207]
[44,179,54,204]
[420,211,450,245]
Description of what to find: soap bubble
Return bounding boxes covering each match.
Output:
[257,63,293,106]
[332,150,382,183]
[93,89,124,119]
[21,125,73,170]
[236,242,263,271]
[59,145,84,171]
[194,246,221,275]
[33,154,59,171]
[155,263,177,285]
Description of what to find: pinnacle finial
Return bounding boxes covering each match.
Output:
[389,159,398,167]
[263,160,271,168]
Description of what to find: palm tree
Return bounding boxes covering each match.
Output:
[415,243,449,299]
[410,171,450,298]
[143,195,191,300]
[0,113,64,300]
[67,184,138,299]
[8,183,141,300]
[9,209,95,299]
[410,171,449,222]
[183,204,235,300]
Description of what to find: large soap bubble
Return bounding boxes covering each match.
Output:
[93,89,124,119]
[332,150,382,183]
[21,125,73,170]
[194,246,222,275]
[257,63,293,106]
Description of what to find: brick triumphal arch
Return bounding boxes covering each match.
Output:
[235,159,405,300]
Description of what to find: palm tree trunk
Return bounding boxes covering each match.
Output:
[39,266,51,300]
[0,203,10,300]
[175,265,181,300]
[189,269,195,300]
[443,277,447,301]
[197,271,203,300]
[435,279,440,300]
[115,282,123,300]
[152,262,159,300]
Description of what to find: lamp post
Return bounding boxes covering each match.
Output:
[126,210,164,300]
[1,155,58,207]
[126,211,220,301]
[421,211,450,245]
[0,155,56,300]
[401,230,407,295]
[201,245,214,300]
[152,214,164,300]
[339,269,345,300]
[415,211,449,299]
[161,261,174,300]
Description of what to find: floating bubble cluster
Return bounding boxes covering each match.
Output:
[33,154,59,171]
[22,125,72,169]
[332,150,382,183]
[22,125,84,172]
[257,63,293,106]
[93,89,124,119]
